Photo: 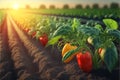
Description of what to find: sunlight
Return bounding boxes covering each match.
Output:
[12,3,19,10]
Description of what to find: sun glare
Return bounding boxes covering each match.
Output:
[13,3,19,10]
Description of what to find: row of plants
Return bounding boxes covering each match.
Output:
[11,12,120,73]
[11,12,99,46]
[0,11,5,24]
[25,8,120,19]
[48,18,120,72]
[0,11,5,32]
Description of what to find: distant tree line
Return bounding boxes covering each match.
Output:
[26,2,119,9]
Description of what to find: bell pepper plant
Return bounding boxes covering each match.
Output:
[47,18,120,72]
[11,13,120,73]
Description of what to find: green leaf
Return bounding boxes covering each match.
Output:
[100,42,118,72]
[47,36,62,46]
[62,47,80,62]
[107,29,120,42]
[78,26,100,36]
[72,18,80,31]
[95,24,103,31]
[52,26,72,37]
[103,19,118,30]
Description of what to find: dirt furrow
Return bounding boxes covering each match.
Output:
[9,13,70,80]
[0,16,16,80]
[7,15,40,80]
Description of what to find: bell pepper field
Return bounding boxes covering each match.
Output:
[0,1,120,80]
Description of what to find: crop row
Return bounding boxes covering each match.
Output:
[8,15,82,80]
[11,12,120,73]
[0,11,5,23]
[9,8,120,20]
[0,11,5,32]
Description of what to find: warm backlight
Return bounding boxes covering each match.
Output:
[12,3,19,10]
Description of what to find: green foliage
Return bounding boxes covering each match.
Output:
[47,36,62,45]
[78,26,100,36]
[52,26,72,37]
[26,9,120,19]
[103,19,118,30]
[107,29,120,42]
[100,42,118,72]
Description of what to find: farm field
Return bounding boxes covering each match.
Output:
[0,1,120,80]
[24,9,120,19]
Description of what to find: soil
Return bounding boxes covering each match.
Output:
[0,14,119,80]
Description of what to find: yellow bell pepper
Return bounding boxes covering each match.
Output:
[62,43,77,63]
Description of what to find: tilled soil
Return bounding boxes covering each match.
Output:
[0,15,119,80]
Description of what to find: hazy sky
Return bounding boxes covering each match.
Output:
[0,0,119,8]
